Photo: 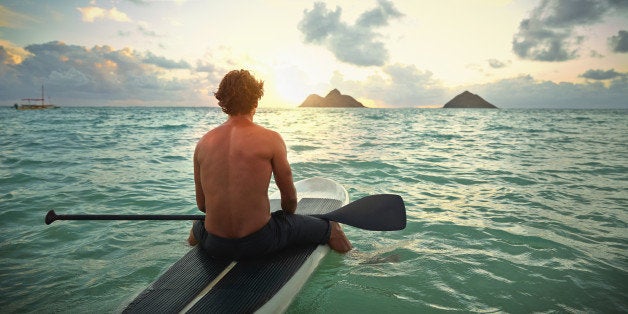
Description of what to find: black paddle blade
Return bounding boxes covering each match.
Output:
[313,194,406,231]
[45,210,57,225]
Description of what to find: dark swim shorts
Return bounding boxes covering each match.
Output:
[192,211,331,260]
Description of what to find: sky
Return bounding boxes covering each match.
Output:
[1,0,627,108]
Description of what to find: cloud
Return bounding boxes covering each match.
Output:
[331,63,446,107]
[328,62,627,109]
[608,30,628,53]
[589,49,604,57]
[0,40,32,64]
[137,21,159,37]
[356,0,403,27]
[512,0,627,61]
[298,0,402,66]
[472,74,628,108]
[298,2,341,43]
[0,4,40,28]
[143,51,190,69]
[196,60,217,73]
[580,68,626,80]
[0,41,218,106]
[2,41,625,109]
[77,6,131,23]
[488,58,509,69]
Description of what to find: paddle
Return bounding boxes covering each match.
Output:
[310,194,405,231]
[45,194,406,231]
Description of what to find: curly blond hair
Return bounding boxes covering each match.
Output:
[214,70,264,115]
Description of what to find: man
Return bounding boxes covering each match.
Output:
[188,69,351,260]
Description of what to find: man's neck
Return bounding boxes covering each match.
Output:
[227,112,254,124]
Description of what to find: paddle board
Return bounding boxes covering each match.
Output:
[123,177,349,313]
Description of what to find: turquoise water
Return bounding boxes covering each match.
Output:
[1,107,626,313]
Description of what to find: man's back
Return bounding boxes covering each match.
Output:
[188,69,350,256]
[194,115,295,238]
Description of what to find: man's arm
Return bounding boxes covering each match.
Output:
[271,132,297,214]
[193,145,206,213]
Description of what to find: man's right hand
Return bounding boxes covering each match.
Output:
[281,198,297,214]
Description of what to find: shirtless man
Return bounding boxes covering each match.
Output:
[188,69,351,260]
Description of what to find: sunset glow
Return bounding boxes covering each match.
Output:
[1,0,627,108]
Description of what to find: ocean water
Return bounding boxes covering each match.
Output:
[1,106,626,313]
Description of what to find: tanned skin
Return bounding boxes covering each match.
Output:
[188,71,350,252]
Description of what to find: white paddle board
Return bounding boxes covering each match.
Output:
[123,177,348,313]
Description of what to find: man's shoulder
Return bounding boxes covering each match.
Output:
[251,123,280,138]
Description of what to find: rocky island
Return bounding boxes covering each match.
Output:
[300,89,365,108]
[443,91,497,108]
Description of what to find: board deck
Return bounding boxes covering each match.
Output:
[123,177,348,313]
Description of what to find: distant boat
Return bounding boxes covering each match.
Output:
[14,85,59,110]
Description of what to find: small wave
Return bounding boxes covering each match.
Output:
[291,144,317,152]
[146,124,189,131]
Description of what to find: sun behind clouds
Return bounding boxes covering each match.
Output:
[269,66,314,107]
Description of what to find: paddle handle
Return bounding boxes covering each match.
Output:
[45,210,205,225]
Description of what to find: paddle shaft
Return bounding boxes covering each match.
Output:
[45,210,204,225]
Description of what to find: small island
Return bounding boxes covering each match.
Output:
[300,89,365,108]
[443,91,497,108]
